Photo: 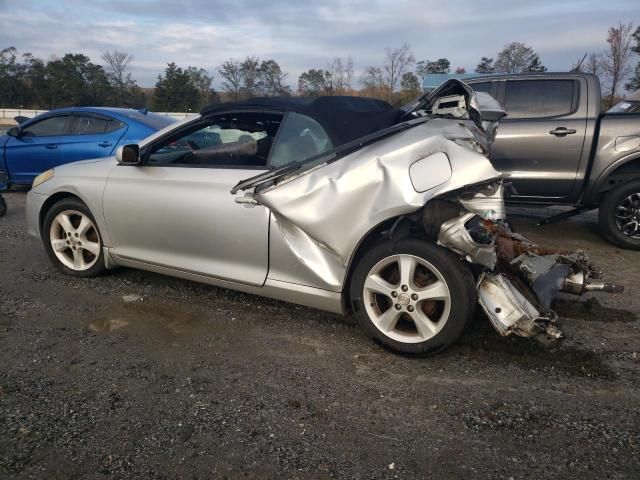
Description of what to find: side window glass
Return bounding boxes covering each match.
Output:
[269,112,333,168]
[71,116,110,135]
[147,113,282,167]
[21,116,68,137]
[470,82,492,94]
[105,120,125,133]
[504,80,575,119]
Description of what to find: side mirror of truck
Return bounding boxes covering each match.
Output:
[6,127,20,137]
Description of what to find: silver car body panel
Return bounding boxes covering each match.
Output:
[106,251,344,313]
[253,119,501,284]
[102,165,271,287]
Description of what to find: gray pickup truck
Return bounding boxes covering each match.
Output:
[463,73,640,249]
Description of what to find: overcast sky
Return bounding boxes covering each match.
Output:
[1,0,638,88]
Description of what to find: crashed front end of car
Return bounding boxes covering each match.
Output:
[233,79,623,342]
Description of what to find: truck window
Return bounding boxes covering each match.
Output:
[504,80,575,119]
[470,82,492,94]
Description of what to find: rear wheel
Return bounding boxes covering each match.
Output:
[599,180,640,250]
[0,194,6,217]
[42,198,106,277]
[349,238,476,356]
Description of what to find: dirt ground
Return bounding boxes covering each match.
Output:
[1,190,639,479]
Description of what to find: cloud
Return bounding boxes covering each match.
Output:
[0,0,637,87]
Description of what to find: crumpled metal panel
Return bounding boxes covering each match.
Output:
[458,183,506,220]
[477,273,562,339]
[255,120,501,278]
[437,213,497,269]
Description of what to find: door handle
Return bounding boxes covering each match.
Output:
[98,142,113,147]
[45,144,58,149]
[549,127,577,137]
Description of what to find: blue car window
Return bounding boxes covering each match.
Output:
[22,116,68,137]
[70,116,124,135]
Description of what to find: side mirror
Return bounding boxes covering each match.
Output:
[116,144,141,165]
[6,127,20,137]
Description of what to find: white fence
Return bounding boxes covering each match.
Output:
[0,108,198,124]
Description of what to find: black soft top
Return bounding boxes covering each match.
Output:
[201,96,405,147]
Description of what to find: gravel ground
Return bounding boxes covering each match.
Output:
[1,191,639,479]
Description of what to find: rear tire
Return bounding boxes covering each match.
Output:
[0,194,6,217]
[42,198,106,277]
[349,238,476,356]
[598,180,640,250]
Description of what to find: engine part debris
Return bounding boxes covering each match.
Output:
[437,208,623,341]
[477,273,562,339]
[437,213,497,269]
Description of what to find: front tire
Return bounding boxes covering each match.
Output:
[0,194,6,217]
[42,197,106,277]
[349,238,476,356]
[599,180,640,250]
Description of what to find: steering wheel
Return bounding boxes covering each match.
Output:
[187,139,201,151]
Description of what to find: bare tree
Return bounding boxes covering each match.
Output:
[585,53,602,75]
[101,50,134,104]
[218,59,243,100]
[494,42,538,73]
[400,72,420,92]
[602,22,634,106]
[326,56,354,94]
[382,43,415,92]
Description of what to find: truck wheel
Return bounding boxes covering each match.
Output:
[0,194,6,217]
[349,238,476,356]
[599,180,640,250]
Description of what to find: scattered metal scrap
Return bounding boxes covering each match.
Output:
[439,202,624,340]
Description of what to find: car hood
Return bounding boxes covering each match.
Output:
[49,156,118,179]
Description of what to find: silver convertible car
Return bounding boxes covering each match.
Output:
[26,81,620,355]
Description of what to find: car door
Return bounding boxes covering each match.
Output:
[4,114,70,184]
[61,113,127,162]
[102,111,283,286]
[489,78,587,200]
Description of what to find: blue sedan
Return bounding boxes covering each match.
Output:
[0,107,176,188]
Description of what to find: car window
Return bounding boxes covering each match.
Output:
[269,112,333,168]
[504,80,575,119]
[607,101,640,114]
[470,82,492,94]
[70,116,125,135]
[147,112,282,168]
[21,116,68,137]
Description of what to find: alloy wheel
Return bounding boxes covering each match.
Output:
[362,254,451,344]
[49,210,101,271]
[615,192,640,239]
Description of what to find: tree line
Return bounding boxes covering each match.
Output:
[1,22,639,111]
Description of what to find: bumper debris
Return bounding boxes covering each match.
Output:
[440,204,624,340]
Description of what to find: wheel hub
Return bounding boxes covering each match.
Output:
[362,254,451,344]
[49,210,100,271]
[615,192,640,239]
[397,292,410,306]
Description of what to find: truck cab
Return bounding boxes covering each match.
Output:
[456,72,640,250]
